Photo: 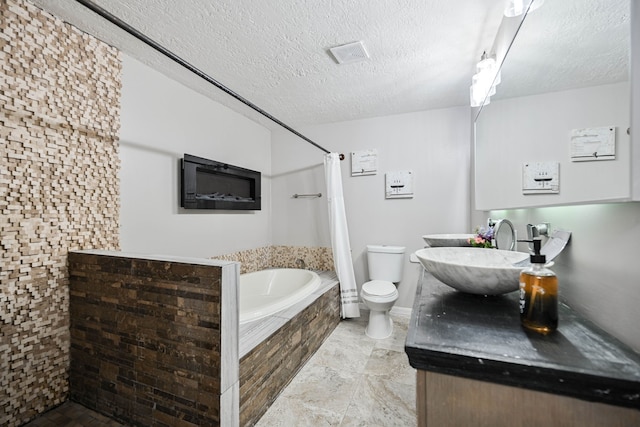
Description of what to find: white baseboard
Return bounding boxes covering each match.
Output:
[390,306,412,318]
[358,302,412,318]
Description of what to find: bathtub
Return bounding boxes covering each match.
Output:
[239,268,321,324]
[239,270,340,425]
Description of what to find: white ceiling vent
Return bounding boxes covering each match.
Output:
[329,41,370,65]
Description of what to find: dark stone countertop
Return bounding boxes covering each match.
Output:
[405,270,640,409]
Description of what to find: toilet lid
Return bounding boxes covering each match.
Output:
[362,280,396,297]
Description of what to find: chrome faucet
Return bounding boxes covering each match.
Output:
[526,222,550,251]
[295,258,307,269]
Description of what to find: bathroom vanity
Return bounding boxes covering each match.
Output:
[405,271,640,426]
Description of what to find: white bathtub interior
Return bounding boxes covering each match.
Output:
[239,270,339,358]
[239,268,322,324]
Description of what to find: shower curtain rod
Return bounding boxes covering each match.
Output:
[74,0,344,160]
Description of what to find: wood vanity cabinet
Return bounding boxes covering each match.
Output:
[416,371,639,427]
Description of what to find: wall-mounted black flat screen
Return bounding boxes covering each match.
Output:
[181,154,261,210]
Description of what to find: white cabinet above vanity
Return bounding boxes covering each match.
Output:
[474,0,639,210]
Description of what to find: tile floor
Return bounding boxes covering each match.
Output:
[256,311,416,426]
[24,311,415,427]
[22,401,124,427]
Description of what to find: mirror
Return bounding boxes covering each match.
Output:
[475,0,631,210]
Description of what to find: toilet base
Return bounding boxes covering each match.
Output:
[365,309,393,339]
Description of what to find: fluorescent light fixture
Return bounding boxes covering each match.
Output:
[470,52,501,107]
[504,0,545,18]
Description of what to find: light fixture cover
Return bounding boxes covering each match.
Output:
[470,52,501,107]
[504,0,544,18]
[470,85,490,107]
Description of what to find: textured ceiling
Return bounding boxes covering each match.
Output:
[496,0,629,100]
[31,0,629,130]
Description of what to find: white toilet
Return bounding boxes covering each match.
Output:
[361,244,406,339]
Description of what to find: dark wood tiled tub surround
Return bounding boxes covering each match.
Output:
[68,251,240,427]
[406,272,640,425]
[68,250,340,426]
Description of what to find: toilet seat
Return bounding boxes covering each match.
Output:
[362,280,398,302]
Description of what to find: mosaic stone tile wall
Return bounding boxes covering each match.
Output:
[239,283,340,426]
[0,1,121,425]
[68,252,227,426]
[215,245,334,274]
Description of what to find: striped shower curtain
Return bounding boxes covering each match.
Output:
[324,153,360,318]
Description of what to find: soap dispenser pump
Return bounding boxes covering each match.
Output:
[519,238,558,334]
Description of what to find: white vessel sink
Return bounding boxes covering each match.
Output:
[422,234,474,247]
[415,247,528,295]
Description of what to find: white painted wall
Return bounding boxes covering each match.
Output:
[632,0,640,200]
[482,203,640,352]
[119,54,272,258]
[272,107,471,308]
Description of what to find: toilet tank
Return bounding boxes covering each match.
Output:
[367,245,406,282]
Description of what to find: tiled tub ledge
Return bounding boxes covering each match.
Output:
[76,249,236,267]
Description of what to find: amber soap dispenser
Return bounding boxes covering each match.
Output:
[519,238,558,334]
